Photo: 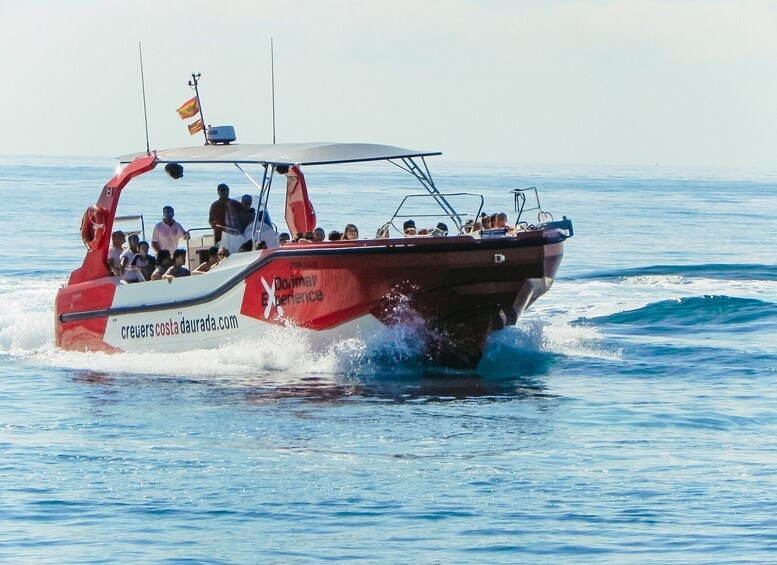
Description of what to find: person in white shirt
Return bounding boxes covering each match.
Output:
[151,205,189,254]
[107,230,125,276]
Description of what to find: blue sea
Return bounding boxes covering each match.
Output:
[1,154,776,562]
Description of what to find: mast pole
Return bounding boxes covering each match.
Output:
[138,41,151,155]
[271,38,276,144]
[188,72,208,144]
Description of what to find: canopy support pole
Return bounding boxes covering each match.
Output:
[390,157,463,230]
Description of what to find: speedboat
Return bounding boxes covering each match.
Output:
[55,139,573,368]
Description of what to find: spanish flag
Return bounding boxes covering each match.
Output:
[187,118,205,135]
[177,96,199,119]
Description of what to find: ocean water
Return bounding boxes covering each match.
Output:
[1,154,776,563]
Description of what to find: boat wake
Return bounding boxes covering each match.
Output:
[2,263,774,385]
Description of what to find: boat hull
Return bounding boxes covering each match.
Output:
[56,229,566,368]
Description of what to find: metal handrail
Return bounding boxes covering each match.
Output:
[513,187,553,224]
[385,192,484,236]
[114,214,146,241]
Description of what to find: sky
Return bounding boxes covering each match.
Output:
[1,0,776,167]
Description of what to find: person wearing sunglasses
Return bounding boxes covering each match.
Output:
[151,205,190,254]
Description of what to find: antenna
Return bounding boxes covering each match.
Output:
[138,41,151,155]
[271,37,276,144]
[188,72,209,144]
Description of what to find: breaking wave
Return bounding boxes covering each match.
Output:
[578,295,777,334]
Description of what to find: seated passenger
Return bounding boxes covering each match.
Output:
[312,228,326,242]
[328,230,342,241]
[162,249,190,282]
[431,222,449,237]
[239,240,253,252]
[402,219,416,235]
[463,220,483,235]
[278,232,291,245]
[119,234,141,282]
[481,214,492,230]
[343,224,359,240]
[192,246,219,275]
[150,250,172,281]
[216,247,230,263]
[494,212,512,231]
[107,230,126,276]
[127,240,155,282]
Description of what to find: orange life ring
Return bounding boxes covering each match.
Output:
[80,206,106,251]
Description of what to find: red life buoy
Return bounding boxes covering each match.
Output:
[80,206,106,251]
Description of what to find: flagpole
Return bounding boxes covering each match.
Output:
[271,38,276,144]
[188,72,208,144]
[138,42,151,155]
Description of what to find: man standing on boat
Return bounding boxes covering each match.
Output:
[152,206,189,254]
[209,183,244,250]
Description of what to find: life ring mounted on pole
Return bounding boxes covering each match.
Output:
[80,206,107,251]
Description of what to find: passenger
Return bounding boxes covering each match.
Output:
[208,183,243,246]
[239,240,253,252]
[151,205,189,254]
[481,214,492,230]
[239,194,256,234]
[162,249,190,282]
[278,232,291,245]
[216,247,230,263]
[343,224,359,240]
[328,230,342,241]
[312,228,326,242]
[463,220,482,234]
[128,241,155,281]
[192,246,219,275]
[494,212,512,230]
[107,230,126,276]
[119,234,141,282]
[402,219,416,234]
[404,227,418,236]
[150,250,172,281]
[120,233,140,270]
[255,240,268,250]
[432,222,449,237]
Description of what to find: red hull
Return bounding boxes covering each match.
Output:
[56,230,566,368]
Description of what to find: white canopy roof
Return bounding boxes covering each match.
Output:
[119,142,441,166]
